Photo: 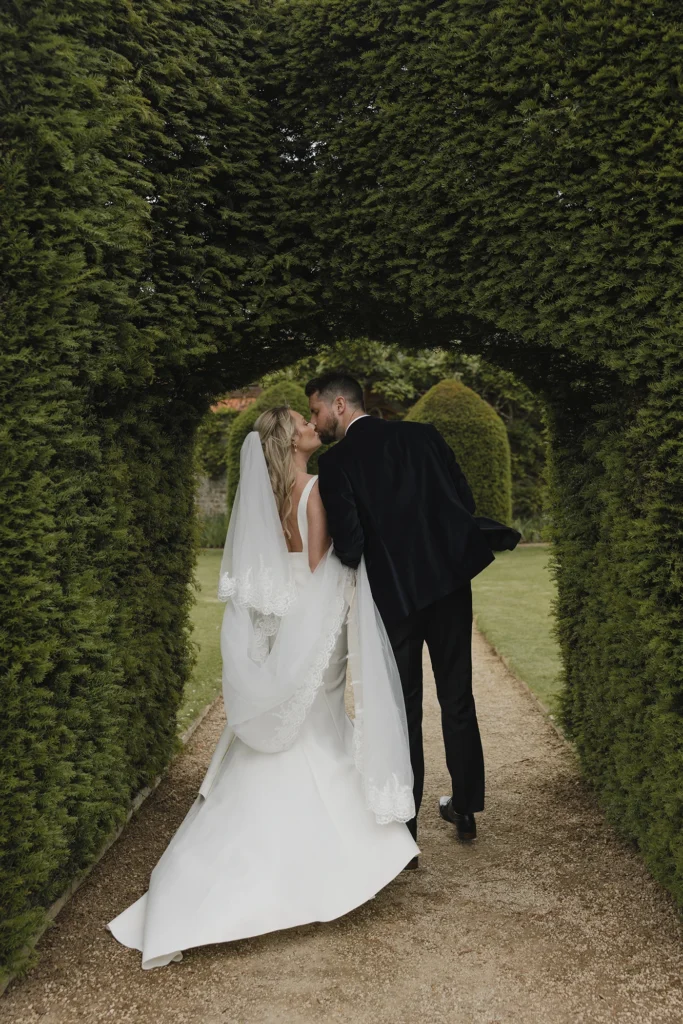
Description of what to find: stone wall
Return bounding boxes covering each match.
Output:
[195,473,227,518]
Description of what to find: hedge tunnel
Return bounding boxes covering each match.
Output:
[1,0,682,974]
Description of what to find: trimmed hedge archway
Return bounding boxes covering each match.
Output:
[2,0,682,975]
[268,0,683,911]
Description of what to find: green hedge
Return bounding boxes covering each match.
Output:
[4,0,683,981]
[226,382,322,511]
[405,381,512,524]
[195,408,241,480]
[267,0,683,906]
[0,0,285,977]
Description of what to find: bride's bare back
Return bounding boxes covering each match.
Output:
[285,472,330,572]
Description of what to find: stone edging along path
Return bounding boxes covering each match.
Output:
[473,616,566,742]
[1,627,682,1024]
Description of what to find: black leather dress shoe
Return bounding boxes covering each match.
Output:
[439,797,477,841]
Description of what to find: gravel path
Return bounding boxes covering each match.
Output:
[2,627,682,1024]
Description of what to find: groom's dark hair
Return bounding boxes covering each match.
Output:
[305,370,365,409]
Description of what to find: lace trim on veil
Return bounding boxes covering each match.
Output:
[249,611,280,665]
[218,565,298,617]
[351,706,415,825]
[271,565,356,749]
[219,565,299,665]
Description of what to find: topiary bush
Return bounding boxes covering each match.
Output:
[447,356,548,525]
[226,382,322,511]
[405,380,512,524]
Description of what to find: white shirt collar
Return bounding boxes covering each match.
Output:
[345,413,370,435]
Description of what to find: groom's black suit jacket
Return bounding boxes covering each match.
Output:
[317,416,500,626]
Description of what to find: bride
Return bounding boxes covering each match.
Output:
[107,405,419,969]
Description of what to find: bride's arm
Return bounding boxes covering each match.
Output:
[306,480,331,572]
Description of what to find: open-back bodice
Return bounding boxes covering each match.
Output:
[289,476,318,578]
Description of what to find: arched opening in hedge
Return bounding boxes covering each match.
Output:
[261,0,683,913]
[2,0,681,976]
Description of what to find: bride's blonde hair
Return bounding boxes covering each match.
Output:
[254,405,298,540]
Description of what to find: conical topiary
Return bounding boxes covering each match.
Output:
[405,379,512,524]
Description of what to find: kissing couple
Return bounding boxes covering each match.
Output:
[107,371,519,969]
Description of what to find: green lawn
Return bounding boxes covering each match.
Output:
[177,549,224,734]
[471,544,564,715]
[180,545,564,733]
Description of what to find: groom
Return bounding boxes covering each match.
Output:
[307,371,502,850]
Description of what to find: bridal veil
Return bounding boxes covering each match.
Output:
[206,431,414,826]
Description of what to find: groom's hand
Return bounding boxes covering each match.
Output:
[318,456,364,568]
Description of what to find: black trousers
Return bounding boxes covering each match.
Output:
[385,584,485,841]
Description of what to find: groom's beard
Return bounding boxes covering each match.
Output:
[316,415,340,445]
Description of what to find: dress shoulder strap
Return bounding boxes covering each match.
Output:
[296,476,318,552]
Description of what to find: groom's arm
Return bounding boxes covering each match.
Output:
[317,454,364,569]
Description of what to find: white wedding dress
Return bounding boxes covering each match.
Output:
[107,476,418,969]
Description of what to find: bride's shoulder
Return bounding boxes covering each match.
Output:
[305,476,323,508]
[305,477,327,541]
[293,473,319,509]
